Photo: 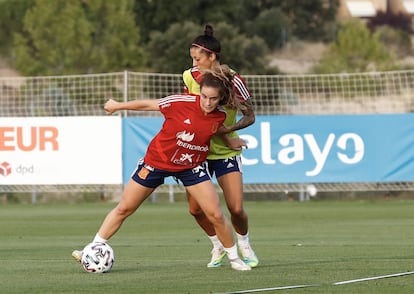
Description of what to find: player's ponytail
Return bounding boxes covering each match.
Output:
[204,24,214,37]
[191,24,221,61]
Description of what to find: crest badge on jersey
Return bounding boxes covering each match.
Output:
[211,123,219,133]
[138,166,150,180]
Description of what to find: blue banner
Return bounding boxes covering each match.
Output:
[123,114,414,184]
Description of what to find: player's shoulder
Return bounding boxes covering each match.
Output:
[159,94,197,106]
[216,105,228,116]
[229,68,244,80]
[228,67,237,75]
[183,67,202,82]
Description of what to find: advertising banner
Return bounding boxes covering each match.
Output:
[0,117,122,185]
[123,114,414,184]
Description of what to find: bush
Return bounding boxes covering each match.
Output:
[312,20,397,73]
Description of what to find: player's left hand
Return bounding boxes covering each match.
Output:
[216,125,231,135]
[227,137,248,151]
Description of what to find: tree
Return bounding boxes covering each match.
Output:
[313,21,397,73]
[146,21,269,74]
[375,25,411,57]
[245,7,289,49]
[253,0,340,42]
[133,0,244,43]
[145,21,199,73]
[0,0,34,56]
[367,10,412,58]
[13,0,145,75]
[133,0,199,43]
[213,22,269,74]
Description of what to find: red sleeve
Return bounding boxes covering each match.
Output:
[191,68,203,83]
[232,73,251,101]
[183,84,189,94]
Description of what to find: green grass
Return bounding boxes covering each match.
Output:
[1,199,414,294]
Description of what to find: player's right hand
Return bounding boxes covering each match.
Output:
[104,98,119,114]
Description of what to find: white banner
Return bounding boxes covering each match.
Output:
[0,117,122,185]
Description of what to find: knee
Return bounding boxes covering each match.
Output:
[207,210,226,226]
[228,206,245,218]
[114,204,134,218]
[188,204,205,218]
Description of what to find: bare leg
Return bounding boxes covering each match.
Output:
[187,171,248,236]
[185,181,234,248]
[217,171,248,235]
[186,180,251,270]
[186,191,216,236]
[97,179,154,240]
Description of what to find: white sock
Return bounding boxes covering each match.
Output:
[92,233,108,244]
[236,232,250,247]
[223,244,239,260]
[208,235,223,250]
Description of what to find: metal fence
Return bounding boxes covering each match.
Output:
[1,70,414,196]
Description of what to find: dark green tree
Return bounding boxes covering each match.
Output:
[133,0,245,43]
[283,0,339,41]
[13,0,145,75]
[245,7,289,49]
[0,0,34,56]
[145,21,199,73]
[146,21,269,74]
[247,0,339,41]
[133,0,198,43]
[213,22,269,74]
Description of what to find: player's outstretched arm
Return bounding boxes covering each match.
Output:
[104,98,159,114]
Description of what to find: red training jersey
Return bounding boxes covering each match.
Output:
[143,94,226,171]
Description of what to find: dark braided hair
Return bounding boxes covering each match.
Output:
[191,24,221,61]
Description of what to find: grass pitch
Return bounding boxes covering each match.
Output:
[1,199,413,293]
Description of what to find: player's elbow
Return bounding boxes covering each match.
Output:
[247,113,255,126]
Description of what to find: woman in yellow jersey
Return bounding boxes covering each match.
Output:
[183,25,258,268]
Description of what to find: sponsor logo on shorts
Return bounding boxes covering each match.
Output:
[192,165,207,177]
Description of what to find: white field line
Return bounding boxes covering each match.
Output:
[214,271,414,293]
[333,271,414,285]
[213,284,319,294]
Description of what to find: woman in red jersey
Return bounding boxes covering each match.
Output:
[72,65,251,271]
[182,25,258,268]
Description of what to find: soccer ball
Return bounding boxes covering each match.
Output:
[81,242,115,273]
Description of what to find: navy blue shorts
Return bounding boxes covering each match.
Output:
[205,155,243,178]
[131,159,212,188]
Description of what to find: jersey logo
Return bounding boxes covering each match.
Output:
[211,123,219,133]
[179,153,194,163]
[176,130,194,142]
[137,166,150,180]
[184,118,191,125]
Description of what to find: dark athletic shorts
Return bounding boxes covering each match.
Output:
[131,159,212,188]
[204,155,242,178]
